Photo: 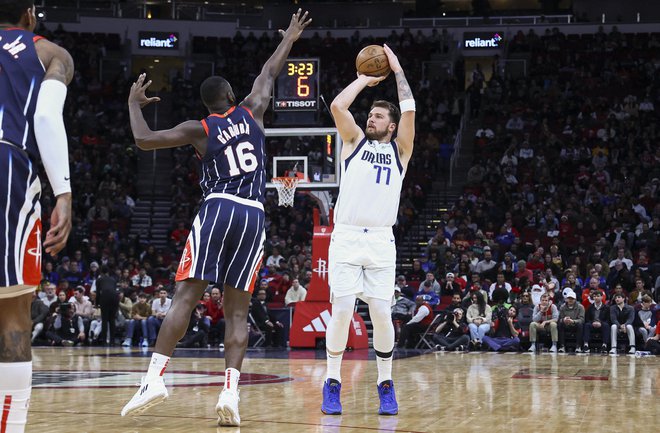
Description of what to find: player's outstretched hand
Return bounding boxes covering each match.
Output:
[279,8,312,41]
[356,72,387,87]
[383,44,402,74]
[129,73,161,108]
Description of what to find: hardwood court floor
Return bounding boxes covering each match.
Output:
[28,347,658,433]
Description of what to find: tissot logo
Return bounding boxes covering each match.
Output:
[463,32,503,49]
[276,100,317,108]
[138,32,179,49]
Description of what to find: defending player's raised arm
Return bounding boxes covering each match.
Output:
[240,9,311,127]
[128,73,206,152]
[330,74,385,148]
[383,44,415,165]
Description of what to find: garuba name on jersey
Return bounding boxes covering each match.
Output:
[334,137,404,227]
[199,106,266,202]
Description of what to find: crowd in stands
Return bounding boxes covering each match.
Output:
[29,26,458,348]
[394,25,659,355]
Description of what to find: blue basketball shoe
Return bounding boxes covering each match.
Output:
[377,380,398,415]
[321,378,342,415]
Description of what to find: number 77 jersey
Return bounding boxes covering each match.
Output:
[199,105,266,202]
[334,138,405,227]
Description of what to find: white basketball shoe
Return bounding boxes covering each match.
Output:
[121,376,169,417]
[216,388,241,426]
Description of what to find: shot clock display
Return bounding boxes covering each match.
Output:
[273,58,320,112]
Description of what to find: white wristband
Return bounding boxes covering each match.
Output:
[399,98,416,113]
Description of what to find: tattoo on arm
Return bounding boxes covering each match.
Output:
[395,71,413,101]
[0,331,32,362]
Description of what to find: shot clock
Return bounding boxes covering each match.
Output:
[273,58,320,112]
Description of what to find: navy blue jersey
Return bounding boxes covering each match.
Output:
[0,28,45,160]
[199,106,266,202]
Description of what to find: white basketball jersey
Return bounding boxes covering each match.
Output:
[334,137,405,227]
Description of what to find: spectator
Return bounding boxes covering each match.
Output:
[466,291,492,349]
[483,305,521,352]
[122,293,152,347]
[70,286,93,328]
[440,272,460,296]
[250,289,285,348]
[148,287,172,346]
[46,303,85,346]
[414,281,440,306]
[397,295,434,349]
[131,267,153,291]
[528,293,559,353]
[177,303,210,348]
[609,293,635,354]
[583,290,610,353]
[40,283,59,309]
[557,290,585,353]
[31,293,49,343]
[284,278,307,306]
[391,287,415,343]
[395,275,415,300]
[204,287,225,346]
[432,308,469,351]
[488,273,512,301]
[96,267,120,345]
[634,295,656,345]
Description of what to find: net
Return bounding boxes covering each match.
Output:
[272,177,299,207]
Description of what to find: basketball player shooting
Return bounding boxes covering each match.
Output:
[322,44,415,416]
[120,9,311,427]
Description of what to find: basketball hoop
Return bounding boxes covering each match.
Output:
[272,177,299,207]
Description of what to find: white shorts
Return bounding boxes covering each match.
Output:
[328,224,396,303]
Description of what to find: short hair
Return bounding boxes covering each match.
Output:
[371,100,400,125]
[138,292,148,299]
[200,76,231,108]
[0,0,33,24]
[641,294,653,303]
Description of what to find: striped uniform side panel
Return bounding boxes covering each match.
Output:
[176,197,265,291]
[0,144,42,287]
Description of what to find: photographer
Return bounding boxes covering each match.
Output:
[45,302,85,346]
[177,302,210,348]
[432,309,469,351]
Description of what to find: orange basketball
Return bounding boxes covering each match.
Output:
[355,45,391,77]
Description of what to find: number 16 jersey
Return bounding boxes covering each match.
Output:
[199,105,266,203]
[334,137,404,227]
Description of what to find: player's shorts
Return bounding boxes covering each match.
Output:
[0,142,42,298]
[328,223,396,303]
[176,193,265,292]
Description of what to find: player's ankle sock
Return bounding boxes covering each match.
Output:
[223,368,240,392]
[375,350,393,385]
[0,362,32,433]
[326,352,343,382]
[146,353,170,379]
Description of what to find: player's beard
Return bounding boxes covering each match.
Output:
[365,125,388,141]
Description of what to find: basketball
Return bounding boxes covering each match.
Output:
[355,45,391,77]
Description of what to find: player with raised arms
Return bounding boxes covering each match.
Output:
[120,9,311,427]
[322,44,415,416]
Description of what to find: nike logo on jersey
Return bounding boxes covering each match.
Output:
[64,176,70,181]
[361,150,391,165]
[216,120,250,145]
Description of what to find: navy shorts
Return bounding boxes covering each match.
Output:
[0,142,42,292]
[176,193,265,292]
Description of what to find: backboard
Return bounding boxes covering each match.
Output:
[265,128,342,190]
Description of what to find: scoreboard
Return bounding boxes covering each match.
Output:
[273,58,320,112]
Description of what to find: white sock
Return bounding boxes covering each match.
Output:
[326,353,343,383]
[0,362,32,433]
[223,368,240,392]
[376,352,393,385]
[146,353,170,379]
[365,297,395,385]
